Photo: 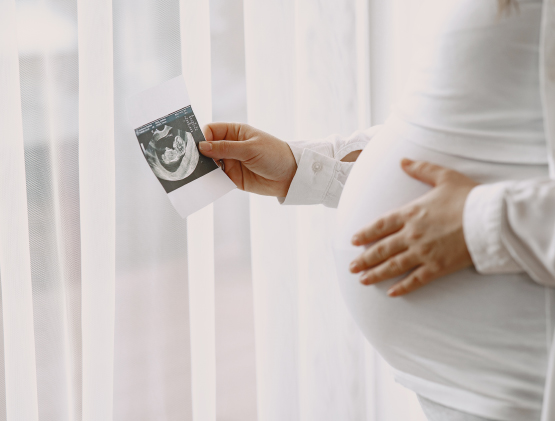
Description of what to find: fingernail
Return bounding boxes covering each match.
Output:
[401,158,413,166]
[388,287,399,297]
[349,262,359,273]
[360,274,370,284]
[199,141,212,152]
[351,235,360,245]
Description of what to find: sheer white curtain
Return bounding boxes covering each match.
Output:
[0,0,428,419]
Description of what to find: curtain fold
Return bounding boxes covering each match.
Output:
[77,0,116,419]
[25,1,82,418]
[112,0,193,419]
[180,1,216,420]
[243,1,301,420]
[0,0,40,419]
[294,2,366,419]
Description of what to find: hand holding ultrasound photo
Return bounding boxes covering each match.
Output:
[128,76,235,217]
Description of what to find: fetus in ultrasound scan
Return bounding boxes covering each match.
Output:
[143,124,199,182]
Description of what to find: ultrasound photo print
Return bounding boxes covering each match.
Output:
[145,125,198,181]
[135,106,218,193]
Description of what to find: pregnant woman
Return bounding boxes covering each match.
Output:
[199,0,555,419]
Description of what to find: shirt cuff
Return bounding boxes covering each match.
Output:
[287,142,306,164]
[278,148,353,208]
[286,137,371,162]
[463,183,522,274]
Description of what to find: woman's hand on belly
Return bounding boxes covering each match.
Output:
[349,159,479,297]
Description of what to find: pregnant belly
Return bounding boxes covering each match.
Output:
[332,125,549,400]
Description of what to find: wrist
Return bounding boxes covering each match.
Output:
[280,141,298,197]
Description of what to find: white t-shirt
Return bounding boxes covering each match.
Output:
[393,0,546,164]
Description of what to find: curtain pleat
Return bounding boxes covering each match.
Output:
[243,1,302,421]
[77,0,115,419]
[18,1,82,418]
[180,1,216,420]
[294,2,367,420]
[111,0,193,418]
[0,0,40,419]
[356,0,372,130]
[211,4,258,411]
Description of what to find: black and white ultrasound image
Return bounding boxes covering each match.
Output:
[135,106,218,193]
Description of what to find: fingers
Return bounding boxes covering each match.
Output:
[202,122,246,142]
[201,122,259,161]
[401,158,448,187]
[199,139,255,161]
[350,234,407,273]
[387,265,438,297]
[202,122,241,142]
[352,212,404,246]
[359,252,420,285]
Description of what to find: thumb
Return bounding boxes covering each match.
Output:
[401,158,446,187]
[199,140,254,161]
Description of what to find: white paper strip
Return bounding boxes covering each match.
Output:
[77,0,115,419]
[0,0,40,419]
[179,1,217,420]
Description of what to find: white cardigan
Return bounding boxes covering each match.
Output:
[282,0,555,418]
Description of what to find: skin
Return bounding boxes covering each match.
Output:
[201,123,478,297]
[201,123,297,197]
[349,159,478,297]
